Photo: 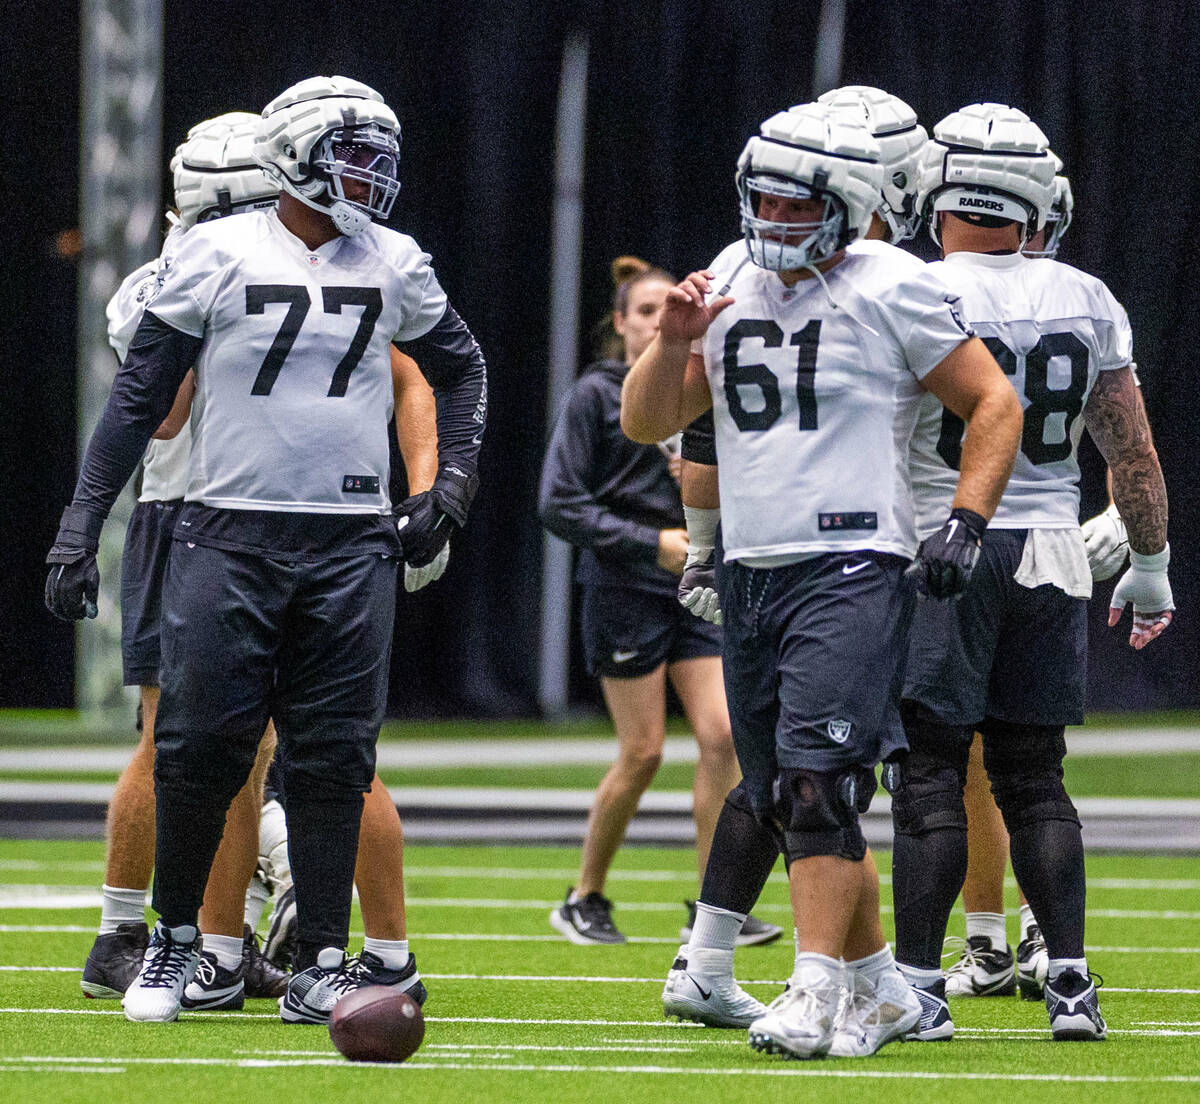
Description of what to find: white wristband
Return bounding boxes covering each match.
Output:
[683,506,720,549]
[1129,544,1168,572]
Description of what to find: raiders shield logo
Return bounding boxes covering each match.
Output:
[827,718,852,744]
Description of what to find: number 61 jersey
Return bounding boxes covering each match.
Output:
[908,251,1133,538]
[700,239,974,563]
[147,207,448,515]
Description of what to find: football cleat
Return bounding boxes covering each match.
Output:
[264,884,298,969]
[80,921,149,999]
[944,936,1016,997]
[121,921,202,1023]
[279,948,426,1025]
[681,901,784,947]
[903,976,954,1041]
[1045,970,1106,1040]
[549,888,626,945]
[662,945,768,1028]
[243,924,290,999]
[1017,925,1049,1001]
[829,967,922,1057]
[348,950,427,1007]
[181,951,245,1011]
[747,961,841,1059]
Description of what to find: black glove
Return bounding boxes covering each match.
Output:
[906,507,986,599]
[45,505,105,621]
[395,464,479,568]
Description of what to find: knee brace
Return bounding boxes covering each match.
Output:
[891,701,972,837]
[978,718,1078,833]
[772,765,876,863]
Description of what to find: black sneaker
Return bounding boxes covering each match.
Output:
[264,884,298,969]
[80,921,150,999]
[348,950,427,1006]
[242,925,289,999]
[1045,969,1106,1040]
[680,900,783,947]
[944,935,1016,997]
[1016,925,1049,1001]
[549,888,626,945]
[904,976,954,1041]
[181,951,245,1010]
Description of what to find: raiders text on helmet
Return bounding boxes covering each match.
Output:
[737,103,884,272]
[254,76,401,236]
[915,102,1056,247]
[817,85,928,242]
[171,112,279,230]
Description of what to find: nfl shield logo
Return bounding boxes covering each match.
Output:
[827,718,852,744]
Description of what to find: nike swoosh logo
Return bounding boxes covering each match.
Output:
[612,650,639,663]
[842,562,869,575]
[688,975,712,1000]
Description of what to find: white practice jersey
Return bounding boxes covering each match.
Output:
[106,227,192,502]
[699,239,973,563]
[147,208,447,514]
[909,252,1132,536]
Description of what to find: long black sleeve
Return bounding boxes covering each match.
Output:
[72,311,202,520]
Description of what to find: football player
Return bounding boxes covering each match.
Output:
[622,102,1022,1058]
[892,103,1172,1044]
[45,76,487,1024]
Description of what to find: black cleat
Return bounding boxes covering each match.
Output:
[1046,969,1106,1040]
[1016,925,1049,1000]
[944,935,1016,997]
[243,924,289,998]
[349,950,427,1006]
[181,951,245,1010]
[549,888,626,945]
[81,921,150,999]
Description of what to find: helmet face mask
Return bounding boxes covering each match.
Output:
[314,122,400,225]
[739,175,848,271]
[1023,174,1074,258]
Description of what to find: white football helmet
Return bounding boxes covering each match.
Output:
[915,102,1056,247]
[817,85,928,242]
[254,76,400,236]
[1023,153,1074,258]
[170,112,279,230]
[737,103,883,272]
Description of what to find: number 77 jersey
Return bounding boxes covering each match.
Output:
[699,239,974,564]
[908,250,1133,538]
[146,207,448,514]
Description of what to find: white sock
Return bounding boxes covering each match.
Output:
[897,962,943,989]
[792,950,842,986]
[244,875,271,932]
[1019,903,1038,941]
[845,945,895,985]
[965,911,1007,948]
[689,902,746,953]
[99,885,147,935]
[201,932,243,971]
[363,937,410,969]
[1048,957,1088,982]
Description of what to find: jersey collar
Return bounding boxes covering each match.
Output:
[943,250,1027,271]
[266,208,345,265]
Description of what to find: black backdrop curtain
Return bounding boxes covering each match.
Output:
[5,0,1198,714]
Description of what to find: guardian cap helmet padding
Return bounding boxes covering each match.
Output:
[254,76,400,236]
[915,102,1056,247]
[171,112,279,230]
[737,103,884,272]
[817,85,928,242]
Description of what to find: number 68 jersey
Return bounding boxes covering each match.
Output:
[699,239,974,564]
[147,207,448,515]
[908,251,1133,538]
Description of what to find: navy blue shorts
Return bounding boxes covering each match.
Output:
[902,529,1087,727]
[579,584,721,679]
[720,552,910,818]
[153,542,398,792]
[119,499,182,686]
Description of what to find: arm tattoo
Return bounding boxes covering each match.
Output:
[1083,367,1168,554]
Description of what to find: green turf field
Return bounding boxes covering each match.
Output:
[0,839,1196,1102]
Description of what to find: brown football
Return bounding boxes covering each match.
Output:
[328,985,425,1063]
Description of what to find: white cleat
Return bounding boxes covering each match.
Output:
[121,921,202,1023]
[662,946,768,1028]
[829,968,922,1057]
[747,962,841,1059]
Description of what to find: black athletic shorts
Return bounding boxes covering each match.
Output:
[720,551,910,818]
[119,498,183,686]
[579,583,721,679]
[902,529,1087,727]
[153,541,398,792]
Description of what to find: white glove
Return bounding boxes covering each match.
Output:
[679,546,722,625]
[404,542,450,593]
[1081,503,1128,581]
[1108,544,1174,650]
